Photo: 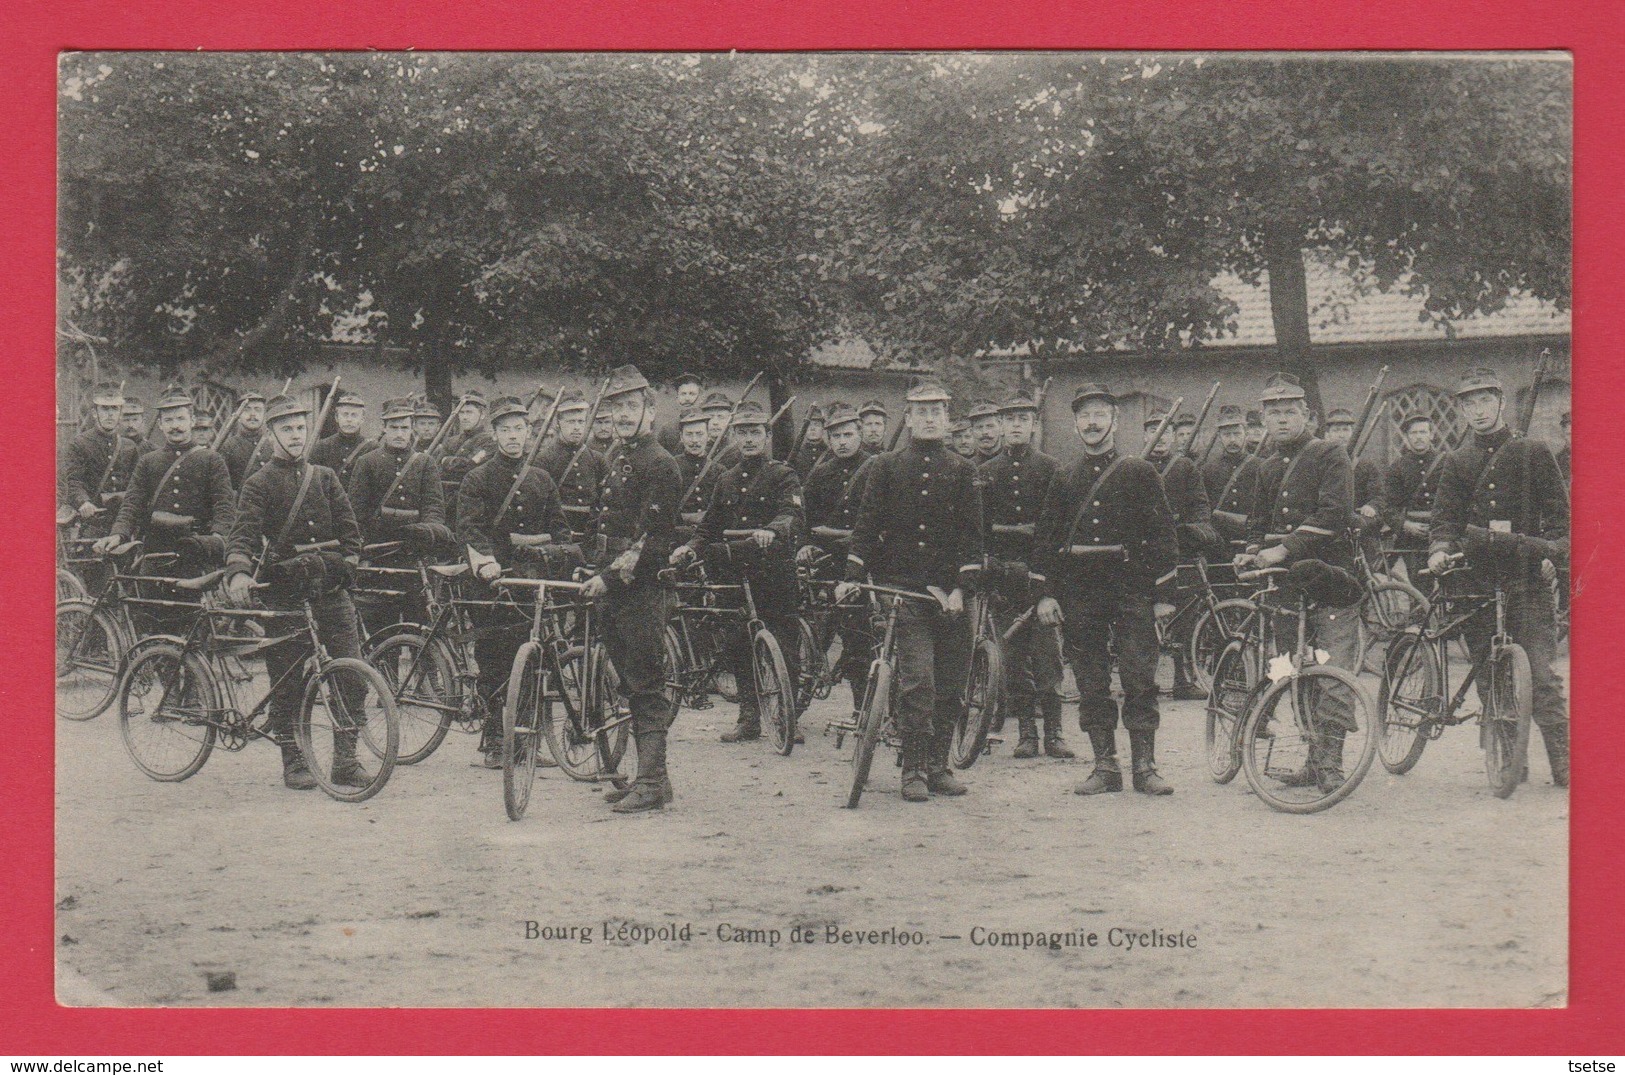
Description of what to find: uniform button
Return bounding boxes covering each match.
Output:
[1092,519,1099,524]
[918,541,926,548]
[1093,501,1100,507]
[1488,483,1495,490]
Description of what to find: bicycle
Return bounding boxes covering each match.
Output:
[1203,564,1378,813]
[791,552,843,714]
[495,574,627,819]
[1351,538,1431,676]
[1378,553,1534,798]
[950,584,1003,769]
[1163,555,1253,695]
[57,529,96,602]
[832,582,930,808]
[116,569,400,802]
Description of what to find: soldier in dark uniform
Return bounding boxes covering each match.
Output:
[1429,367,1570,786]
[310,389,374,487]
[858,399,889,456]
[689,391,742,512]
[580,365,685,813]
[1244,409,1267,454]
[411,398,443,452]
[968,399,1004,463]
[1325,405,1387,570]
[658,372,704,455]
[1203,404,1258,548]
[1382,413,1446,580]
[222,394,368,792]
[190,411,217,448]
[789,404,827,477]
[589,409,617,455]
[980,390,1070,759]
[456,395,574,769]
[437,390,496,500]
[537,389,608,543]
[1556,411,1571,488]
[1145,410,1219,700]
[672,400,805,743]
[949,417,975,459]
[798,402,873,718]
[1235,373,1363,793]
[673,408,713,533]
[218,389,268,488]
[836,381,984,803]
[348,397,452,632]
[1034,384,1178,797]
[59,382,141,555]
[118,396,147,445]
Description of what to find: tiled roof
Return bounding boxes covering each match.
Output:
[1210,266,1568,348]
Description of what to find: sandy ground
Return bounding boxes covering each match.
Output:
[55,658,1568,1009]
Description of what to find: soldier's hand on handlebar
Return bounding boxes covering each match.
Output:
[581,574,608,599]
[750,529,775,549]
[1427,549,1452,576]
[945,588,964,616]
[796,544,817,565]
[1255,545,1288,568]
[1154,602,1176,622]
[92,533,121,555]
[1359,505,1378,519]
[669,544,696,567]
[1541,558,1558,584]
[1036,596,1063,627]
[224,571,255,607]
[833,581,859,604]
[77,501,103,520]
[475,559,502,581]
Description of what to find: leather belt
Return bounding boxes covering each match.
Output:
[150,511,196,528]
[1066,544,1126,558]
[991,522,1035,536]
[379,507,421,521]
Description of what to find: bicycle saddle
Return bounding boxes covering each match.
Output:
[428,563,470,577]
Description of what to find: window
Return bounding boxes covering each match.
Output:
[1385,384,1466,450]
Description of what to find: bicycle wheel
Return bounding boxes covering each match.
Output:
[662,624,692,708]
[1361,581,1429,676]
[952,637,1001,769]
[1204,640,1256,784]
[1378,633,1438,775]
[1483,642,1533,799]
[118,638,217,782]
[540,644,600,779]
[364,629,457,765]
[503,641,544,820]
[56,599,130,721]
[587,643,634,779]
[297,657,399,803]
[1190,599,1255,694]
[793,616,825,713]
[57,568,89,603]
[1240,664,1377,814]
[753,628,795,756]
[845,661,891,809]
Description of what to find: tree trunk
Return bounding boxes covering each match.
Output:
[424,355,453,418]
[205,225,315,372]
[1265,230,1325,421]
[768,370,791,460]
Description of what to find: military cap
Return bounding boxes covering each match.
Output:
[823,402,860,430]
[332,390,366,409]
[193,411,217,431]
[121,397,145,417]
[1172,412,1198,430]
[90,381,125,407]
[859,399,889,418]
[381,396,417,420]
[732,400,772,428]
[487,395,530,424]
[1325,407,1356,426]
[700,390,734,413]
[1070,383,1118,410]
[998,390,1040,414]
[156,383,195,412]
[1398,412,1431,432]
[1453,367,1504,397]
[1259,372,1307,403]
[456,389,489,410]
[1560,411,1571,428]
[967,398,1001,421]
[603,364,652,400]
[950,417,971,434]
[806,403,826,423]
[1245,409,1265,427]
[414,397,442,420]
[905,382,951,405]
[238,389,267,406]
[555,389,590,415]
[1215,404,1245,428]
[675,372,703,389]
[264,393,310,425]
[678,406,710,428]
[1143,411,1172,429]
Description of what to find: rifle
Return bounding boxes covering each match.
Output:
[554,374,615,499]
[245,376,296,460]
[1184,381,1221,460]
[417,393,474,457]
[211,395,248,452]
[304,376,341,463]
[492,387,567,526]
[1348,365,1391,461]
[1517,347,1553,437]
[1034,376,1052,452]
[1141,397,1184,460]
[680,370,765,510]
[786,406,815,465]
[885,408,908,452]
[373,393,476,526]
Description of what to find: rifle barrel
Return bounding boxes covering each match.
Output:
[1142,396,1184,460]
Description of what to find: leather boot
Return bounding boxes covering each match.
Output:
[1314,729,1347,795]
[279,740,317,791]
[604,774,674,805]
[612,731,669,813]
[330,730,375,789]
[476,715,503,769]
[926,718,967,795]
[1074,727,1123,795]
[1012,715,1040,759]
[721,700,761,743]
[1040,694,1076,758]
[1169,653,1207,701]
[1129,729,1174,795]
[1541,723,1570,788]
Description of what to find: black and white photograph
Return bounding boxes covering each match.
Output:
[54,50,1572,1009]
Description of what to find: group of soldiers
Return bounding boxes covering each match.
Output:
[59,356,1571,811]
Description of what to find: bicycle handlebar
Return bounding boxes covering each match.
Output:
[293,539,342,554]
[493,576,587,593]
[1235,566,1292,582]
[362,541,403,557]
[837,581,939,605]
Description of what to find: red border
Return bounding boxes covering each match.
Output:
[7,0,1621,1054]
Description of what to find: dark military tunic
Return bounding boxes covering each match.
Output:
[347,445,449,546]
[978,443,1059,569]
[310,431,375,488]
[1383,447,1446,551]
[1032,450,1176,598]
[695,456,804,560]
[790,439,827,479]
[438,422,497,499]
[1203,449,1260,545]
[1556,445,1571,488]
[227,458,363,572]
[1430,428,1569,583]
[1353,456,1386,516]
[845,441,984,594]
[803,450,869,551]
[110,442,236,555]
[455,452,570,572]
[219,426,269,488]
[1155,452,1219,556]
[595,433,684,591]
[1245,432,1354,572]
[59,427,140,528]
[536,437,607,541]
